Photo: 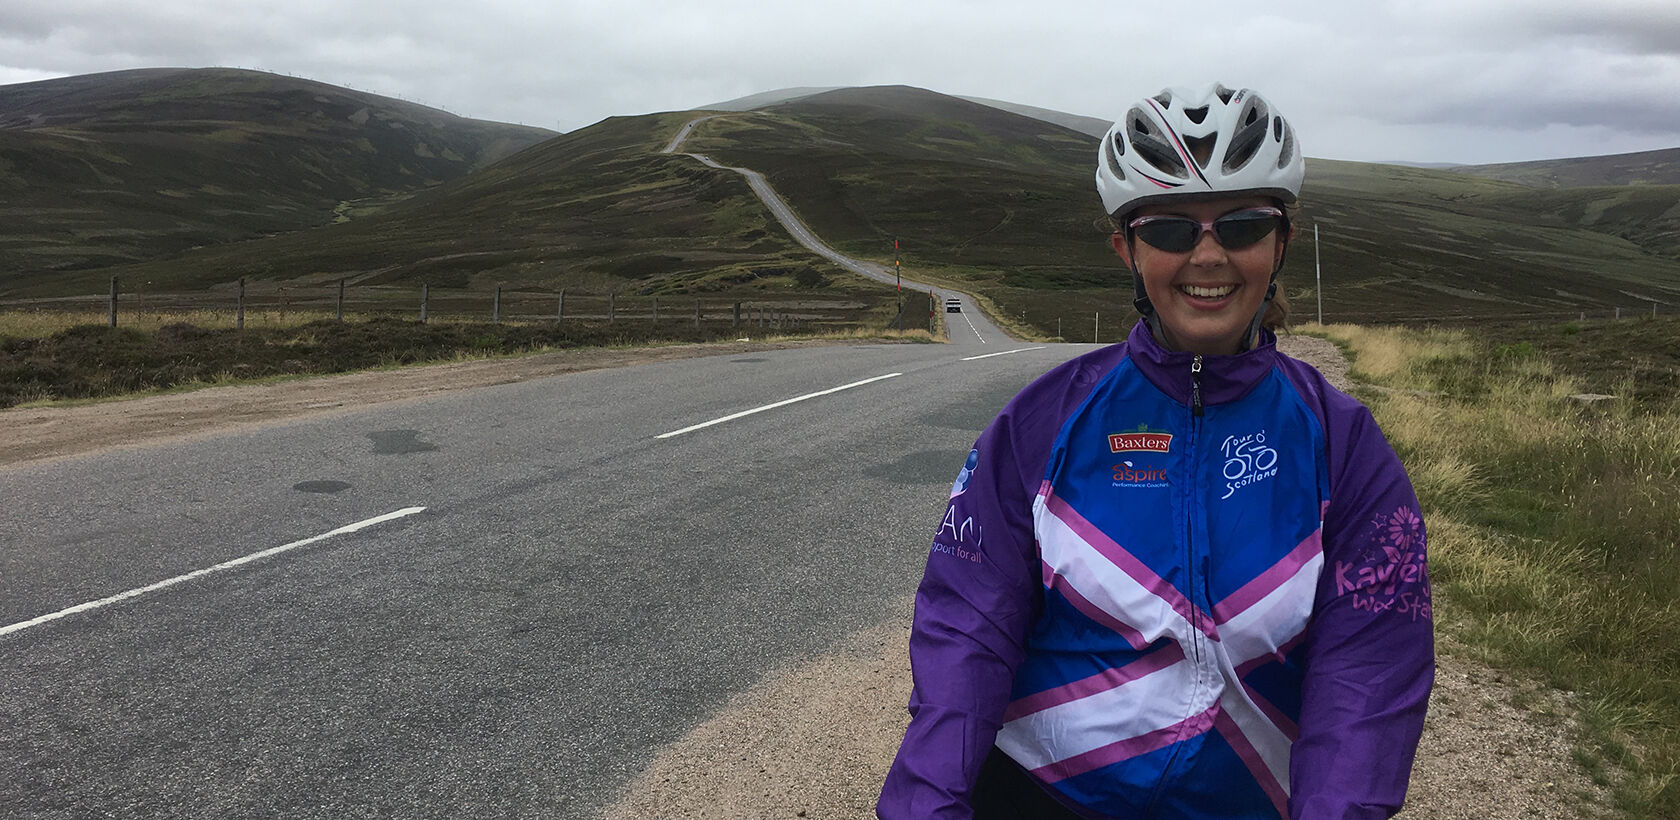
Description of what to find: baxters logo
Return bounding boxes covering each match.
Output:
[1110,432,1173,453]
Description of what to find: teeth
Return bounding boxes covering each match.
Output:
[1181,284,1236,298]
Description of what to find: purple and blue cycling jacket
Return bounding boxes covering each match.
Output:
[879,321,1434,819]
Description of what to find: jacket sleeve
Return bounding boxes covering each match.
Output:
[1290,405,1435,819]
[877,408,1045,819]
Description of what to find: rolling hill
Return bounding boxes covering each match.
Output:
[0,67,555,275]
[1449,147,1680,188]
[3,75,1678,330]
[684,86,1680,325]
[0,109,853,301]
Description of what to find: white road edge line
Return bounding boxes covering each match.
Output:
[0,506,428,638]
[657,373,903,439]
[962,346,1047,361]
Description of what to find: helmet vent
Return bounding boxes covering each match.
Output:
[1184,134,1216,168]
[1215,85,1235,104]
[1153,92,1173,108]
[1277,120,1296,170]
[1184,106,1209,125]
[1111,132,1126,156]
[1104,137,1127,180]
[1127,107,1188,178]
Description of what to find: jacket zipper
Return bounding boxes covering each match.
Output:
[1186,354,1203,660]
[1153,354,1207,813]
[1190,355,1204,418]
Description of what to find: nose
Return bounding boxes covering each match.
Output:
[1188,228,1227,265]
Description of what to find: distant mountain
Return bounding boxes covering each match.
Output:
[0,67,555,275]
[702,87,842,111]
[1379,161,1465,170]
[1449,147,1680,187]
[956,96,1113,138]
[5,80,1677,327]
[703,85,1114,139]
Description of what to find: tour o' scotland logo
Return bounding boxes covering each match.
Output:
[1220,429,1279,500]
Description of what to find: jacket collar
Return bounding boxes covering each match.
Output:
[1125,319,1279,408]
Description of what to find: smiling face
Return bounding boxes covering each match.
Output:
[1112,196,1287,356]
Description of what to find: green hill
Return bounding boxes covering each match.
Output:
[0,67,555,276]
[4,78,1678,331]
[0,110,843,300]
[1449,147,1680,188]
[684,87,1680,327]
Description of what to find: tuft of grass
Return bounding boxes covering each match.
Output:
[1323,321,1680,818]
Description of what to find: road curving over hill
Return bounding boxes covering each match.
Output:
[664,115,1007,345]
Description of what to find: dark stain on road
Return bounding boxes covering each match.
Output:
[369,430,439,455]
[293,480,352,494]
[919,392,1013,432]
[865,450,967,486]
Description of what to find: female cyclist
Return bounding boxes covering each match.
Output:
[877,84,1434,819]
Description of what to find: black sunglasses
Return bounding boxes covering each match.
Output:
[1127,206,1284,253]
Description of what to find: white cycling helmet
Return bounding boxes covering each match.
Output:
[1096,83,1303,219]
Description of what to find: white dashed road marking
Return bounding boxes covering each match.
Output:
[657,373,902,439]
[0,506,428,638]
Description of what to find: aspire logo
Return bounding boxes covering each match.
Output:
[1112,460,1170,488]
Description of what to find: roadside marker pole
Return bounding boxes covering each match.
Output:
[1315,223,1323,325]
[1094,312,1100,344]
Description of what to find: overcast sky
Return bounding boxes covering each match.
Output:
[3,0,1677,165]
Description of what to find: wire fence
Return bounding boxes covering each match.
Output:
[0,277,940,335]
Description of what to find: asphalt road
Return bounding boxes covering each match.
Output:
[666,116,1003,345]
[0,115,1086,817]
[0,337,1095,817]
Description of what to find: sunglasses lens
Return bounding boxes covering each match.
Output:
[1133,219,1199,252]
[1213,212,1280,249]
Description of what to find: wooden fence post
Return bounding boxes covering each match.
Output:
[238,278,246,330]
[558,288,565,321]
[493,285,502,323]
[694,298,701,329]
[108,276,118,327]
[652,295,658,324]
[421,284,429,324]
[337,278,345,322]
[610,292,616,322]
[733,301,741,328]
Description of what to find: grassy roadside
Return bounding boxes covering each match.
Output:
[0,300,936,410]
[1316,318,1680,818]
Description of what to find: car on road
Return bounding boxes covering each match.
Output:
[945,298,962,313]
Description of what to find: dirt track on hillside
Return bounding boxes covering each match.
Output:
[0,335,1610,818]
